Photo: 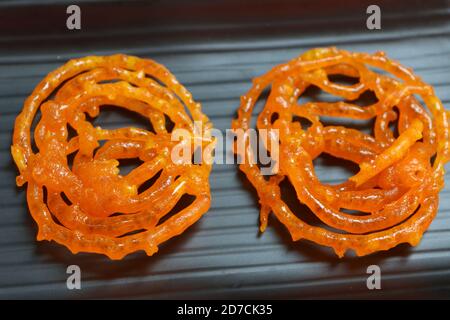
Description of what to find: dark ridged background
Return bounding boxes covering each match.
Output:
[0,0,449,299]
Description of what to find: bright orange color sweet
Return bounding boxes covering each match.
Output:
[232,47,450,257]
[12,55,213,260]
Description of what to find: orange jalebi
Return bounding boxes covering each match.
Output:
[232,47,450,257]
[12,54,213,260]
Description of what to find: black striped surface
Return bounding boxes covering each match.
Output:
[0,0,449,299]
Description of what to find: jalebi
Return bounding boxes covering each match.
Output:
[232,47,450,257]
[12,54,213,260]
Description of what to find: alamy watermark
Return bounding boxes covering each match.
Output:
[366,5,381,30]
[170,121,279,175]
[66,265,81,290]
[66,5,81,30]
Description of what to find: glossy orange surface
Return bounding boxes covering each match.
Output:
[12,55,213,260]
[232,48,450,257]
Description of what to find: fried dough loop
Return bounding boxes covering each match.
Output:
[12,55,213,259]
[232,48,450,257]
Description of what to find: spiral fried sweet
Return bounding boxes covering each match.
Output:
[12,55,213,259]
[232,48,449,257]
